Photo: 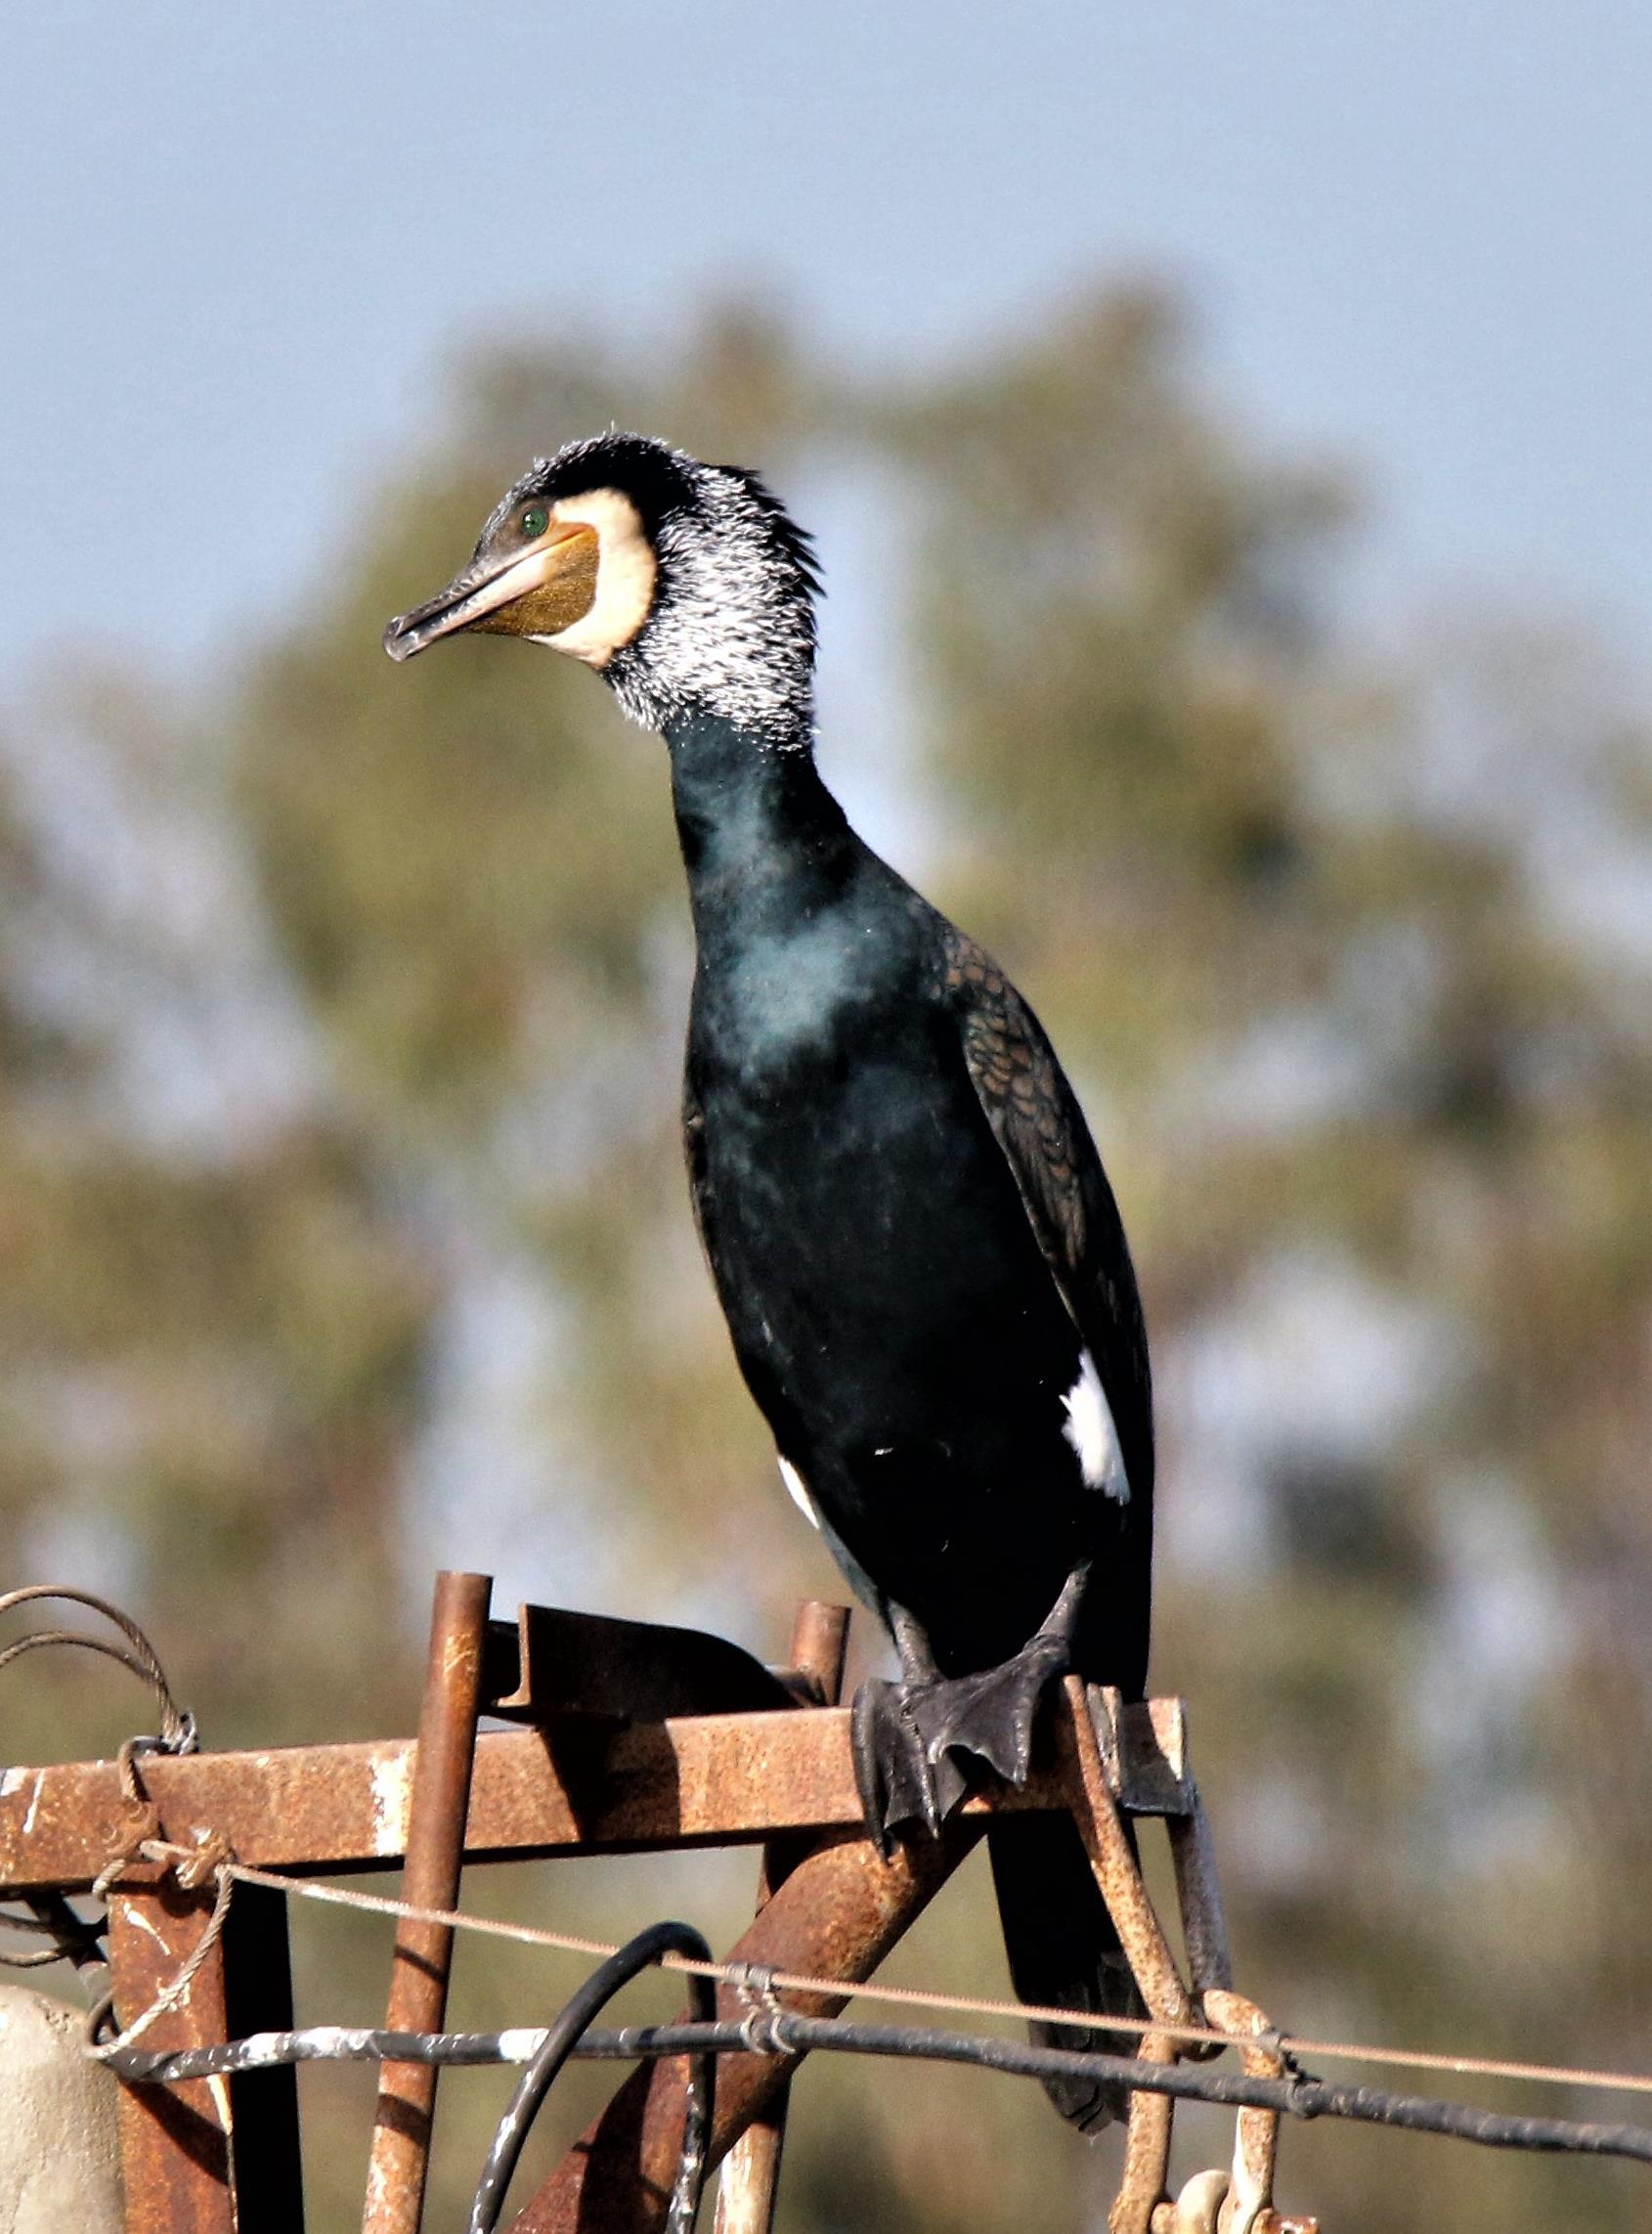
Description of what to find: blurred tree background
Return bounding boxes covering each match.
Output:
[4,286,1651,2232]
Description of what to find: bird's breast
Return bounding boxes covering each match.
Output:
[692,996,1049,1349]
[697,907,890,1083]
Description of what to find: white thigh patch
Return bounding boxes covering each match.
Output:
[1062,1351,1130,1504]
[777,1455,823,1530]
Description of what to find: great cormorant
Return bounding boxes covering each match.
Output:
[385,434,1153,2129]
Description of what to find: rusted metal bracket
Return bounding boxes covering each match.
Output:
[1089,1687,1195,1818]
[482,1603,804,1726]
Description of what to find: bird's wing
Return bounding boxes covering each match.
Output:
[939,925,1154,1505]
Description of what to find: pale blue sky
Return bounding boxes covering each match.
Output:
[5,3,1652,682]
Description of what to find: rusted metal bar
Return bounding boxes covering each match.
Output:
[363,1569,492,2234]
[714,1601,849,2234]
[0,1705,1104,1893]
[1056,1682,1196,2234]
[1113,2034,1176,2234]
[1056,1681,1194,2030]
[0,1594,1192,1897]
[1168,1787,1234,1999]
[510,1820,977,2234]
[109,1879,237,2234]
[1198,1990,1325,2234]
[768,1599,850,1711]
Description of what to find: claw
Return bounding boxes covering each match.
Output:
[850,1633,1069,1852]
[851,1679,938,1856]
[919,1631,1069,1788]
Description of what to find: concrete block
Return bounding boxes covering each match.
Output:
[0,1983,123,2233]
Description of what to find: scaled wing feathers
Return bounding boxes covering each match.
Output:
[939,926,1154,1506]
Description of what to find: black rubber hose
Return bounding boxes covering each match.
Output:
[466,1920,717,2234]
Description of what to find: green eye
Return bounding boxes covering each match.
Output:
[520,505,549,538]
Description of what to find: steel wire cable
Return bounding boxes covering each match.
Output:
[0,1589,193,1976]
[0,1586,195,1752]
[0,1894,107,1973]
[225,1861,1652,2104]
[98,2003,1652,2172]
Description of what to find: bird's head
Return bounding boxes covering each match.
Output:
[383,433,821,748]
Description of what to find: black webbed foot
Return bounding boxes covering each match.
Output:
[849,1631,1070,1857]
[913,1629,1069,1789]
[850,1677,967,1858]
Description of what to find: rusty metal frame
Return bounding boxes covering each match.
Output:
[712,1599,849,2234]
[0,1580,1311,2234]
[0,1697,1195,1900]
[0,1709,1035,1892]
[364,1569,493,2234]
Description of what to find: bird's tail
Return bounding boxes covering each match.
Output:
[988,1813,1147,2132]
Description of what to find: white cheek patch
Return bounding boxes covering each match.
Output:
[1062,1350,1129,1504]
[777,1455,823,1530]
[535,487,658,667]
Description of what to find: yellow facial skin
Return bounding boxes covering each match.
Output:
[469,522,600,640]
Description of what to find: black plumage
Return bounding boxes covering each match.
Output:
[385,434,1154,2128]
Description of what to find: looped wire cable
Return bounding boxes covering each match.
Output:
[2,1587,198,1979]
[0,1894,108,1974]
[84,1860,236,2062]
[467,1920,718,2234]
[0,1917,77,1971]
[0,1587,196,1754]
[737,2005,796,2059]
